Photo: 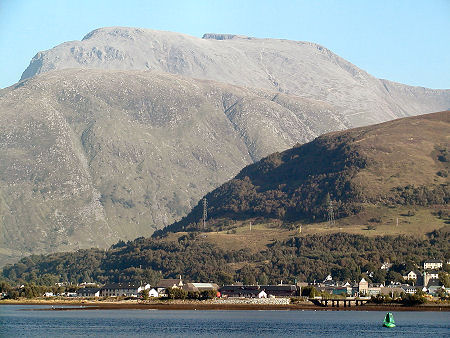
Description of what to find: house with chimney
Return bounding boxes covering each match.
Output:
[156,276,184,296]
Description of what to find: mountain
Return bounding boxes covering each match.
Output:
[3,27,449,265]
[21,27,450,127]
[0,68,350,265]
[157,111,450,236]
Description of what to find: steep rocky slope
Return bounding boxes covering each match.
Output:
[157,111,450,235]
[20,27,450,127]
[0,68,349,264]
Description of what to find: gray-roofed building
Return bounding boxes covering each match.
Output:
[76,288,100,297]
[183,283,219,293]
[100,283,150,297]
[156,277,184,297]
[157,277,184,289]
[219,285,260,298]
[260,285,297,297]
[219,285,297,298]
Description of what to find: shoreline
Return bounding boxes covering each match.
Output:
[1,299,449,311]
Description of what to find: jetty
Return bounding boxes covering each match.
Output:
[310,297,371,307]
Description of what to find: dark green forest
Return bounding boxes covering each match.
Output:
[2,227,449,286]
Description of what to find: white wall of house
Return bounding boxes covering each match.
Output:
[424,262,442,270]
[407,271,417,279]
[149,288,159,297]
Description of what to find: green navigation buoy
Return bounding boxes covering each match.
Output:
[383,312,396,328]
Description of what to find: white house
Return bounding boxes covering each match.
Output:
[148,288,159,298]
[257,290,267,298]
[401,285,418,294]
[403,271,418,281]
[423,259,442,270]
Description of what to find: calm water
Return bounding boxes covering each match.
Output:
[0,305,449,337]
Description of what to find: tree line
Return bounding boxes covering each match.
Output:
[2,227,449,287]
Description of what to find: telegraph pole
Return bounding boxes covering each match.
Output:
[327,199,335,226]
[202,197,207,229]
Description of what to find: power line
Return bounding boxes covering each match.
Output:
[327,199,335,226]
[202,197,207,229]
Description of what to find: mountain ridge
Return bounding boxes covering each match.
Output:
[20,27,450,127]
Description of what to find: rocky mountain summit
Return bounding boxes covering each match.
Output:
[0,68,348,264]
[21,27,450,126]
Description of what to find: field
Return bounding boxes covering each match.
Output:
[167,205,449,252]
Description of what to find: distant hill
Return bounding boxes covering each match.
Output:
[20,27,450,127]
[157,111,449,236]
[0,68,350,265]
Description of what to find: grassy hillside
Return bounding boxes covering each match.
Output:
[156,111,449,237]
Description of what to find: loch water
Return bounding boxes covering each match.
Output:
[0,305,449,337]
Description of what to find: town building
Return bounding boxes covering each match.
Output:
[182,283,219,293]
[148,288,159,298]
[76,288,100,297]
[219,285,297,298]
[156,276,184,296]
[358,278,369,295]
[423,259,443,270]
[403,270,418,281]
[100,283,150,297]
[380,286,404,297]
[401,285,419,294]
[219,285,260,298]
[260,285,297,297]
[424,271,440,287]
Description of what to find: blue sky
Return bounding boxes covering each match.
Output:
[0,0,449,89]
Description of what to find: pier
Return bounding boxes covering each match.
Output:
[310,297,371,307]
